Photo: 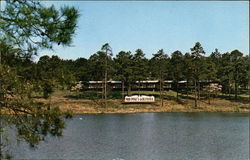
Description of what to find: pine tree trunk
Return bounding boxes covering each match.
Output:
[122,81,124,99]
[228,80,231,100]
[102,80,104,100]
[138,80,141,96]
[198,81,200,100]
[235,81,238,101]
[235,68,239,101]
[186,80,189,97]
[176,82,179,101]
[104,53,107,106]
[194,79,198,108]
[105,71,107,106]
[161,78,164,107]
[160,79,163,107]
[128,83,131,96]
[208,92,211,105]
[127,83,129,96]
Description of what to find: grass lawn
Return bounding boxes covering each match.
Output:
[33,89,250,114]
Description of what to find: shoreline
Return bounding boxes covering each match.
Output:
[69,110,250,114]
[37,97,250,114]
[64,109,250,114]
[2,96,248,115]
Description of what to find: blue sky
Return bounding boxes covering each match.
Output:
[40,1,249,60]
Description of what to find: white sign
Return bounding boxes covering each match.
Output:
[124,95,155,103]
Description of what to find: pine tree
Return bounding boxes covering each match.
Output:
[190,42,205,108]
[0,1,79,158]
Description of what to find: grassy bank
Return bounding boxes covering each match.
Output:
[35,90,250,114]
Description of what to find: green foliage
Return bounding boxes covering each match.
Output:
[36,55,76,97]
[210,48,221,67]
[169,50,184,81]
[168,50,184,100]
[150,49,169,79]
[189,42,206,79]
[42,82,53,99]
[0,0,79,55]
[0,2,249,156]
[217,52,234,93]
[229,50,245,100]
[183,52,193,82]
[108,91,122,99]
[114,51,133,82]
[0,41,73,156]
[14,106,66,147]
[191,42,205,59]
[88,47,114,81]
[0,1,79,158]
[189,42,206,107]
[132,49,148,81]
[73,58,89,81]
[64,43,248,105]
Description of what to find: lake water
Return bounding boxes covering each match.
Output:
[8,113,249,160]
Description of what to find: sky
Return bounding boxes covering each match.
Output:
[39,1,249,60]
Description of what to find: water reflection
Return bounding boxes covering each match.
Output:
[8,113,249,160]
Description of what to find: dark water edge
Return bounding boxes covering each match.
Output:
[6,113,250,160]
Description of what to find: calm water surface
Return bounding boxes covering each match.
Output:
[9,113,249,160]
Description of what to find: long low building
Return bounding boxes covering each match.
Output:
[73,80,218,91]
[82,80,172,90]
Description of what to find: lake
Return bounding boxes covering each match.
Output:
[8,113,249,160]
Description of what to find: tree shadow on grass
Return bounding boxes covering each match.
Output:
[216,94,250,105]
[34,102,44,105]
[64,91,101,100]
[179,95,195,100]
[64,91,123,100]
[163,94,186,105]
[122,102,157,105]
